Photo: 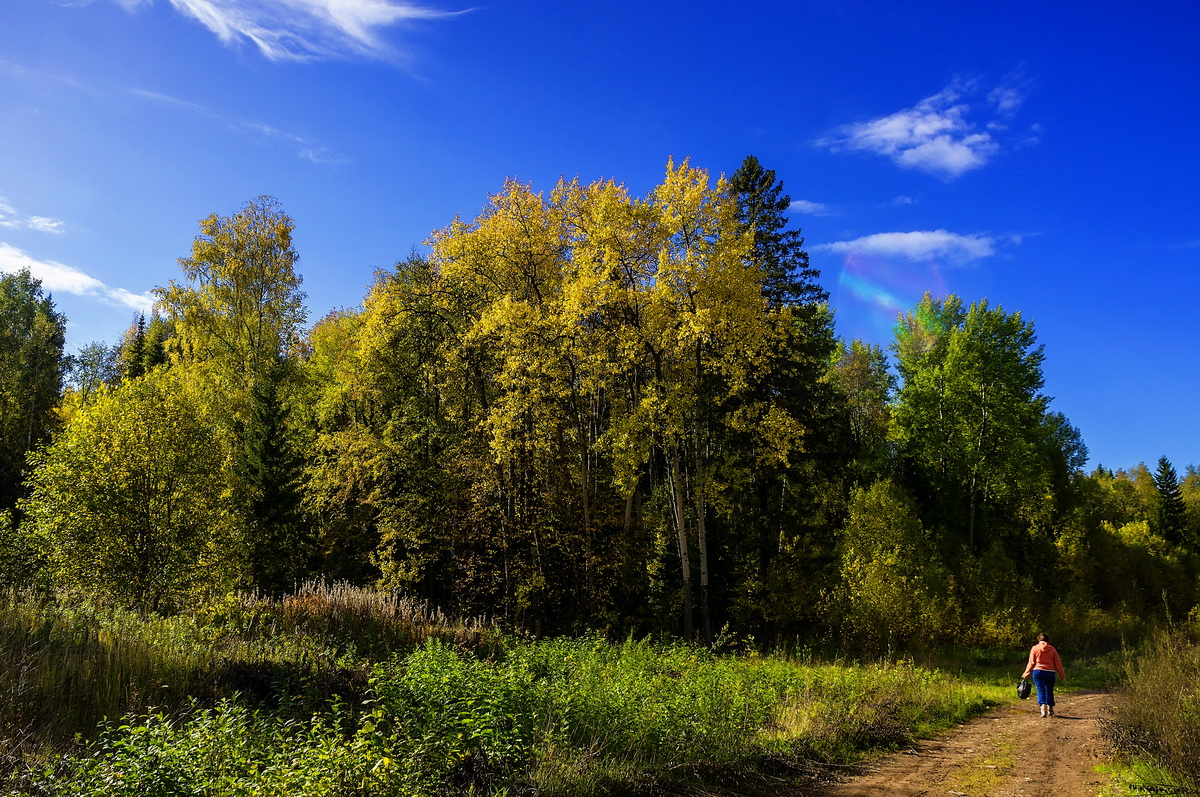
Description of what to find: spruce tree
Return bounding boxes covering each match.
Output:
[237,360,307,595]
[720,157,844,638]
[117,314,148,380]
[1153,455,1188,547]
[728,155,828,309]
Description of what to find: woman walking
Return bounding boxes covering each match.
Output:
[1022,632,1066,717]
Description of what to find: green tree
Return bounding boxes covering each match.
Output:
[888,293,1095,632]
[892,293,1051,550]
[0,508,40,588]
[1153,456,1188,547]
[0,269,67,512]
[23,371,235,612]
[828,339,894,485]
[67,341,120,404]
[834,480,953,652]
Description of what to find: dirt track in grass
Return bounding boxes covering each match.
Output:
[804,690,1114,797]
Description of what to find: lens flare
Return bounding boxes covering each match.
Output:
[833,252,947,343]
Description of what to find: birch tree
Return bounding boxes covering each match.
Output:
[24,371,235,612]
[155,196,309,592]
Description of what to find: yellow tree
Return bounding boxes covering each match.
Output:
[599,159,802,642]
[431,179,597,620]
[155,196,309,593]
[23,371,236,612]
[157,197,304,376]
[422,161,805,637]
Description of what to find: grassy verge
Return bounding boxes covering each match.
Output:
[1100,623,1200,796]
[3,586,1014,796]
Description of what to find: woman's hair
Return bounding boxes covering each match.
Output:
[1037,632,1050,642]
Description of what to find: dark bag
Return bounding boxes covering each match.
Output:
[1017,679,1032,700]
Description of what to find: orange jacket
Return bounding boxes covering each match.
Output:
[1022,641,1066,680]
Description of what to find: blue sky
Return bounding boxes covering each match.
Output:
[2,0,1197,472]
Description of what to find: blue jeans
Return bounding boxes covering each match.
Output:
[1032,669,1056,706]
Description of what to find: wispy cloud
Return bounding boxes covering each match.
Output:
[129,87,214,114]
[134,89,351,164]
[819,78,1029,179]
[109,0,460,62]
[0,199,66,234]
[0,243,154,312]
[242,122,351,164]
[814,230,998,266]
[789,199,834,216]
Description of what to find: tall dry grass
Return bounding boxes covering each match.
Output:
[1105,623,1200,793]
[0,581,501,773]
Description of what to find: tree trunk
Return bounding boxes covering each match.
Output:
[695,441,712,647]
[668,447,693,641]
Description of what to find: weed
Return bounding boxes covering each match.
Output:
[4,588,1016,796]
[1103,624,1200,793]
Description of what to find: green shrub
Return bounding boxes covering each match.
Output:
[24,699,418,797]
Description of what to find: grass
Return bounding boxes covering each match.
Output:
[0,583,502,774]
[1,585,1024,796]
[1101,622,1200,795]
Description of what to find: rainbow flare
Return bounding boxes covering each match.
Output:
[834,252,947,342]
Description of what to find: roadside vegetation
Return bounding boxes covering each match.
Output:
[1101,619,1200,796]
[2,583,1017,795]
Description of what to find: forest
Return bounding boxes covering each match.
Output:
[3,157,1200,794]
[2,156,1198,652]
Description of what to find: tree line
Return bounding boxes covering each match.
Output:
[2,157,1197,651]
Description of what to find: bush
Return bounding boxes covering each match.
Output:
[1105,624,1200,792]
[28,699,417,797]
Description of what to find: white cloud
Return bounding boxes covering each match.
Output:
[789,199,833,216]
[0,243,155,312]
[821,80,1026,179]
[25,217,67,234]
[988,85,1024,114]
[0,198,66,234]
[114,0,459,62]
[814,230,998,266]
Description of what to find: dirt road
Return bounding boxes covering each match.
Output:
[811,690,1114,797]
